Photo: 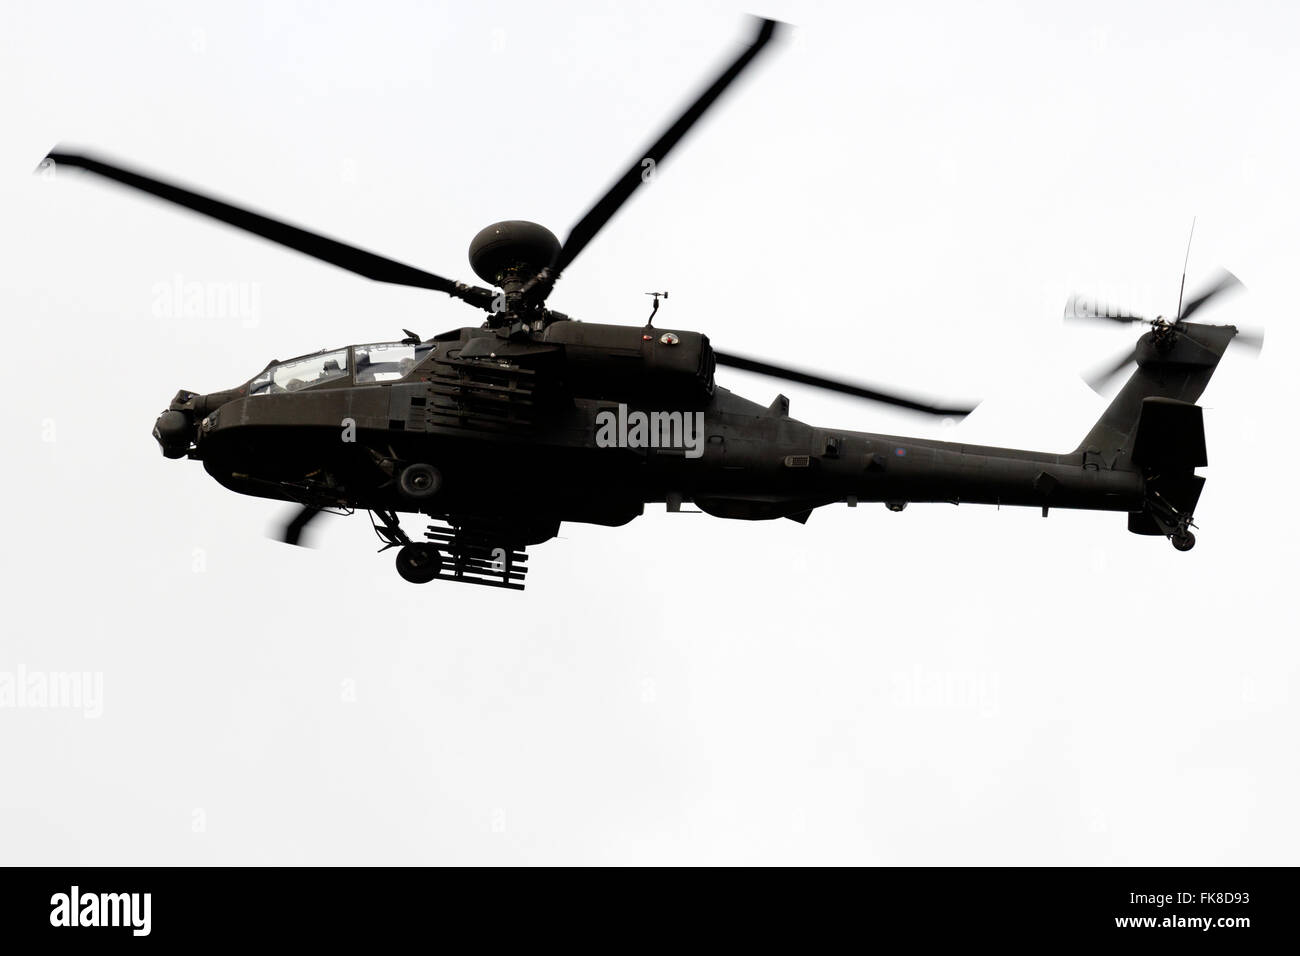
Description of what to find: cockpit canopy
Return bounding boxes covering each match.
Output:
[249,342,432,395]
[355,342,434,383]
[249,348,349,395]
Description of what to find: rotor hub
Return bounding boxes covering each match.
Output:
[468,220,560,293]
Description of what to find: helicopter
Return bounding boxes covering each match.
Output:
[41,17,1258,590]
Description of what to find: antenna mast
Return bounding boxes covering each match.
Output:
[1175,217,1196,321]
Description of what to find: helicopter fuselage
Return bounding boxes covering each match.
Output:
[157,320,1146,546]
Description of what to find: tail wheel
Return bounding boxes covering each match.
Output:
[395,544,442,583]
[398,463,442,501]
[1171,531,1196,552]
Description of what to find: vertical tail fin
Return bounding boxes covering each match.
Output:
[1075,323,1238,540]
[1075,323,1237,469]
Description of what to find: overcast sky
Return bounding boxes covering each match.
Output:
[1,0,1296,864]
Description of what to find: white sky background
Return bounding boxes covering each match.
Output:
[0,0,1296,864]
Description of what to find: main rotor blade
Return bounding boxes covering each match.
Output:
[1063,293,1147,325]
[281,504,323,547]
[524,17,783,305]
[1177,268,1243,322]
[41,148,493,307]
[1084,346,1139,393]
[713,350,978,418]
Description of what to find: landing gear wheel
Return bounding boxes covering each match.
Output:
[1171,531,1196,552]
[398,463,442,502]
[395,544,442,583]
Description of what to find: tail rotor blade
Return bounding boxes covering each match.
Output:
[1074,264,1247,393]
[1084,346,1139,393]
[1233,327,1265,351]
[1177,268,1243,323]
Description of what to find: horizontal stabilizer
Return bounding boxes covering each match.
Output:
[1131,397,1207,469]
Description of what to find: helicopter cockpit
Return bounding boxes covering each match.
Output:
[354,341,434,383]
[249,348,350,395]
[248,342,433,395]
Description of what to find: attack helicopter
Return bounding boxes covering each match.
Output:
[42,17,1256,590]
